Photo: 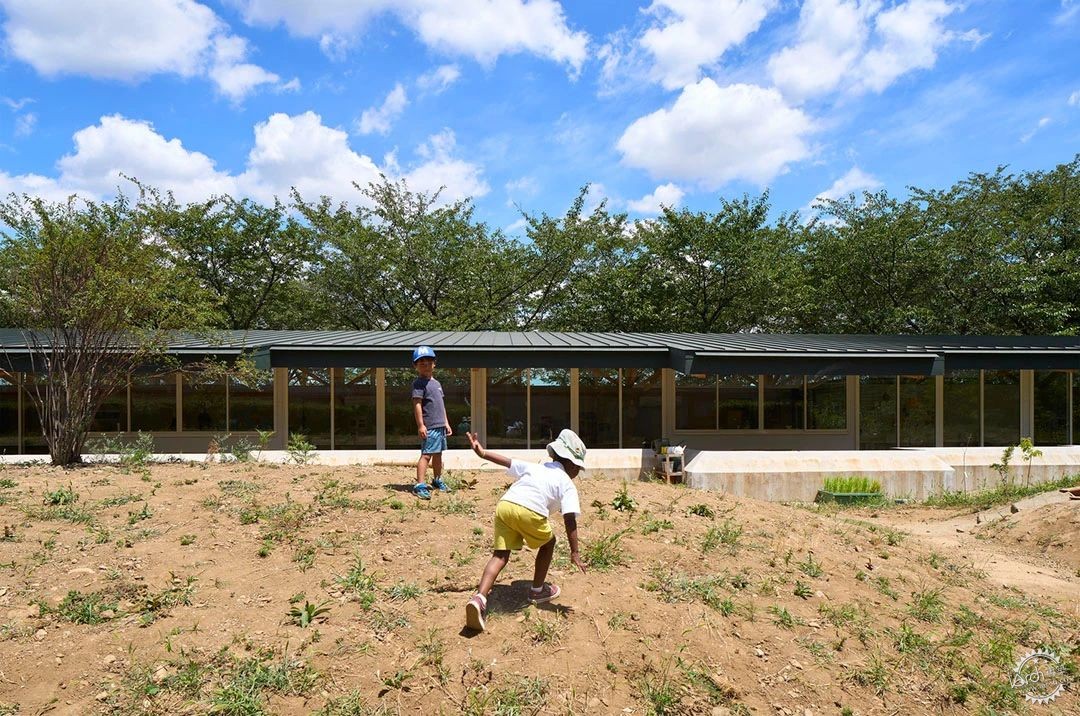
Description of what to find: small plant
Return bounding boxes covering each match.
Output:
[57,590,118,624]
[336,555,378,608]
[991,444,1015,492]
[687,503,714,519]
[793,580,813,599]
[798,552,824,578]
[179,534,196,546]
[287,432,316,464]
[127,502,152,525]
[0,478,17,489]
[822,475,882,494]
[1019,437,1043,487]
[768,605,805,629]
[288,600,331,628]
[524,610,566,644]
[611,482,638,512]
[701,519,742,554]
[254,429,275,460]
[43,484,78,506]
[641,518,674,535]
[385,581,424,602]
[229,437,256,463]
[583,529,630,571]
[909,587,946,623]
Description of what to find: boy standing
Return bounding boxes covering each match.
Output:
[412,345,452,499]
[463,428,588,632]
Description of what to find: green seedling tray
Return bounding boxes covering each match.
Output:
[815,490,884,505]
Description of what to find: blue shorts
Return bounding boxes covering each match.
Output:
[421,427,447,455]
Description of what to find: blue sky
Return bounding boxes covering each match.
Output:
[0,0,1077,235]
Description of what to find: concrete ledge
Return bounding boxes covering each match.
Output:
[899,446,1080,492]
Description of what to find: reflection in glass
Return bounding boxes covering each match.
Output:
[0,371,18,452]
[718,375,759,429]
[487,368,528,449]
[288,369,331,449]
[438,368,471,450]
[131,373,177,432]
[230,371,274,431]
[675,374,715,430]
[1074,372,1079,445]
[89,380,127,433]
[807,375,846,429]
[530,369,570,447]
[943,370,979,447]
[764,374,803,430]
[1034,371,1069,446]
[579,369,619,448]
[899,376,935,447]
[983,371,1020,446]
[183,373,226,432]
[622,368,661,448]
[859,376,896,449]
[335,368,375,449]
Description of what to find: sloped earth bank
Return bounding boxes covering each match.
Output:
[0,462,1077,715]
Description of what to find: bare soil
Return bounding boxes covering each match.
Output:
[0,461,1078,716]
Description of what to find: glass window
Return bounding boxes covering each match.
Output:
[1034,370,1069,446]
[983,370,1020,446]
[131,373,177,432]
[89,380,128,433]
[579,368,619,448]
[899,376,935,447]
[19,374,47,454]
[385,368,418,449]
[718,375,758,429]
[439,368,472,449]
[943,370,980,447]
[622,368,661,449]
[764,374,803,430]
[182,373,227,432]
[288,369,331,449]
[676,374,715,430]
[0,371,18,453]
[807,375,847,430]
[531,369,570,447]
[859,376,896,449]
[1074,372,1079,445]
[487,368,528,449]
[334,368,375,449]
[230,371,274,432]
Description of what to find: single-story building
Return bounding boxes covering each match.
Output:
[3,330,1078,458]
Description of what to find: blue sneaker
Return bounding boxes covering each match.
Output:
[431,477,451,493]
[413,483,432,500]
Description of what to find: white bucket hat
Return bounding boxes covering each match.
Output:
[547,428,587,468]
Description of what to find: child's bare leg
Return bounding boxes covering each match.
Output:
[532,536,556,588]
[477,550,511,597]
[416,454,430,483]
[432,453,443,480]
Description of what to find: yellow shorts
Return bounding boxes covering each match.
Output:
[492,500,553,551]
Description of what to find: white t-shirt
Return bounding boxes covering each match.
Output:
[501,459,581,518]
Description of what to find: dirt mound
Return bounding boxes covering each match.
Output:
[974,499,1080,571]
[0,461,1078,715]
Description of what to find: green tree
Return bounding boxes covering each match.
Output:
[144,192,320,331]
[0,193,212,465]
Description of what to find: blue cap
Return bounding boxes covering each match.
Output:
[412,345,437,363]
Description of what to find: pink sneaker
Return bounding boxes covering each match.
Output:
[465,594,487,631]
[528,583,561,604]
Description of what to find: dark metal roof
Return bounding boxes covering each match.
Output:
[2,329,1079,374]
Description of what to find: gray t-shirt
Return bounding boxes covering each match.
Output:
[411,376,447,429]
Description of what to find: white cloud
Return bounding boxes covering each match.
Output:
[812,166,882,204]
[0,0,289,101]
[1056,0,1079,25]
[13,113,36,137]
[627,183,685,214]
[505,176,540,197]
[0,114,235,202]
[768,0,878,101]
[238,112,382,203]
[640,0,776,89]
[1,96,34,111]
[356,84,409,136]
[401,128,489,203]
[232,0,588,73]
[616,80,814,188]
[1069,90,1080,107]
[768,0,981,101]
[1020,116,1052,143]
[0,111,488,207]
[417,64,461,94]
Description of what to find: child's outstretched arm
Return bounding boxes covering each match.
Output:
[563,513,587,574]
[465,432,511,468]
